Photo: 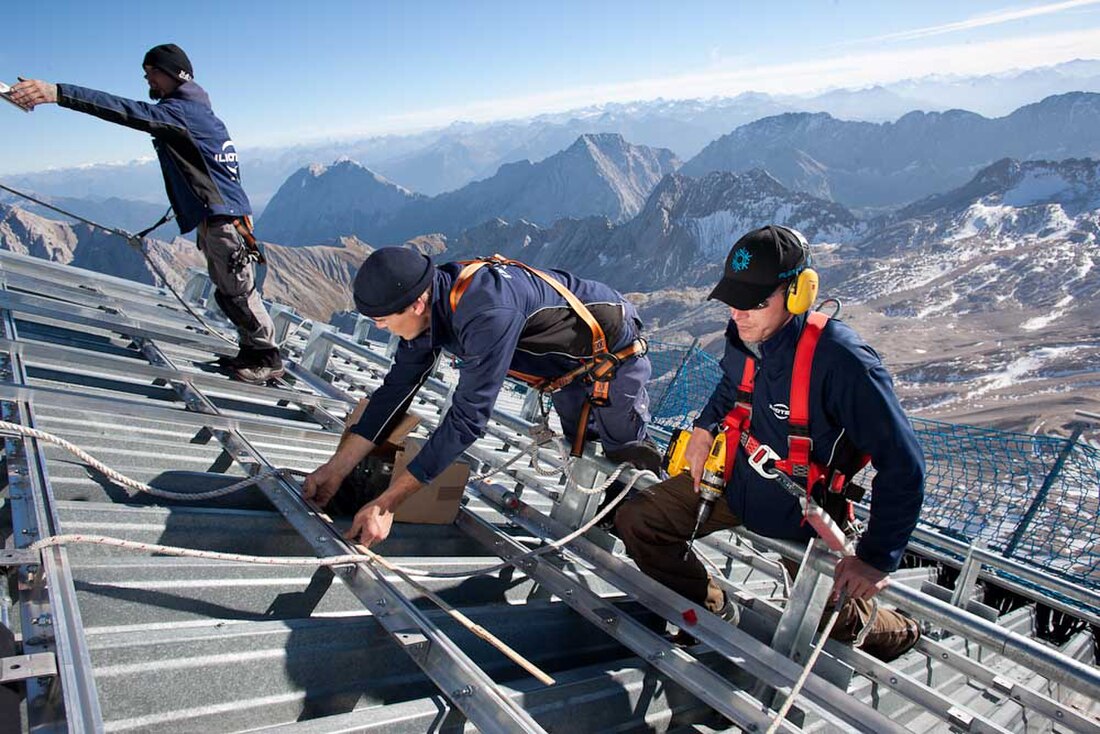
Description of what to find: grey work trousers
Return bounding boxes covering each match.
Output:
[198,218,277,351]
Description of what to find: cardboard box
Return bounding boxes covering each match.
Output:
[391,436,469,525]
[343,399,468,525]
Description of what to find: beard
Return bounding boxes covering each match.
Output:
[147,87,164,101]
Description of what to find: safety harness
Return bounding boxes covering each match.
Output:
[449,254,646,456]
[719,311,868,522]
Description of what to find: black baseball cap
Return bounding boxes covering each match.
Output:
[708,225,809,310]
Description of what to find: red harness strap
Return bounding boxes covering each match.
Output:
[718,312,866,506]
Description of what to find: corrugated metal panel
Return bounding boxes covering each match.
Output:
[0,250,1097,733]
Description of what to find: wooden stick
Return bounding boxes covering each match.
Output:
[300,498,555,686]
[356,543,556,686]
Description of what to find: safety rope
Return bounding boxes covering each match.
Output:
[0,419,650,580]
[0,181,238,347]
[4,417,874,712]
[765,605,843,734]
[0,420,283,500]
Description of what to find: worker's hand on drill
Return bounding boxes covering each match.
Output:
[830,555,888,603]
[684,427,715,490]
[346,499,394,548]
[9,79,58,110]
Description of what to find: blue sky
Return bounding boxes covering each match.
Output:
[2,0,1100,175]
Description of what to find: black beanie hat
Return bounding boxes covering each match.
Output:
[353,247,434,317]
[143,44,193,82]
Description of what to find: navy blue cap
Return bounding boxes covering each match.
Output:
[353,247,434,317]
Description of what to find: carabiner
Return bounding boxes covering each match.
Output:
[746,443,781,479]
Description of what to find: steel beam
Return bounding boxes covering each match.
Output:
[469,478,908,734]
[0,306,103,732]
[454,506,800,733]
[136,336,548,733]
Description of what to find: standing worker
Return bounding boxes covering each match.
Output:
[304,248,662,546]
[615,225,925,661]
[10,44,283,383]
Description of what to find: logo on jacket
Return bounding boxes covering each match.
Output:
[215,140,239,179]
[769,403,790,420]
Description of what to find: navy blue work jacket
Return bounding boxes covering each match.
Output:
[351,262,638,483]
[695,313,925,573]
[57,81,252,234]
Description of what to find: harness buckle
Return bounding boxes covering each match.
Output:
[746,443,781,479]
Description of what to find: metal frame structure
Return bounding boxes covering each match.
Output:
[0,249,1097,733]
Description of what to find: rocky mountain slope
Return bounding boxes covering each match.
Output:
[633,158,1100,435]
[0,202,367,321]
[445,169,862,292]
[681,93,1100,210]
[255,160,422,247]
[258,134,678,246]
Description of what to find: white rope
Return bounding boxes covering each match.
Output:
[567,460,631,495]
[274,318,314,349]
[765,606,843,734]
[28,533,372,567]
[0,420,282,500]
[1,418,653,582]
[471,431,558,482]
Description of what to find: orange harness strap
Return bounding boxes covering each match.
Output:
[450,254,647,457]
[450,254,617,401]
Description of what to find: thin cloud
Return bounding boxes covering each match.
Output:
[296,28,1100,144]
[865,0,1100,43]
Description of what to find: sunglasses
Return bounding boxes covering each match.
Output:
[748,287,785,310]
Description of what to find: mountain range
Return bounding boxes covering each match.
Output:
[8,60,1100,206]
[3,152,1098,434]
[681,92,1100,210]
[256,133,678,246]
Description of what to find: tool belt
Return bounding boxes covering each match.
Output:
[216,215,266,270]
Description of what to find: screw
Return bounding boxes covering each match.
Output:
[450,685,474,698]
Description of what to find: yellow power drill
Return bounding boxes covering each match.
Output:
[663,428,728,559]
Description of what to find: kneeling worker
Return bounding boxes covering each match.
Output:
[615,225,925,661]
[304,247,661,546]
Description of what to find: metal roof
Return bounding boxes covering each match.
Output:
[1,248,1098,733]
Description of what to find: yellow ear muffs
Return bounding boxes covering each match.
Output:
[786,267,819,314]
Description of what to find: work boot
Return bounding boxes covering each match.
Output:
[234,363,286,384]
[669,594,739,646]
[210,346,257,372]
[233,347,285,384]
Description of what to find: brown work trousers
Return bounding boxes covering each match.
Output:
[615,473,920,662]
